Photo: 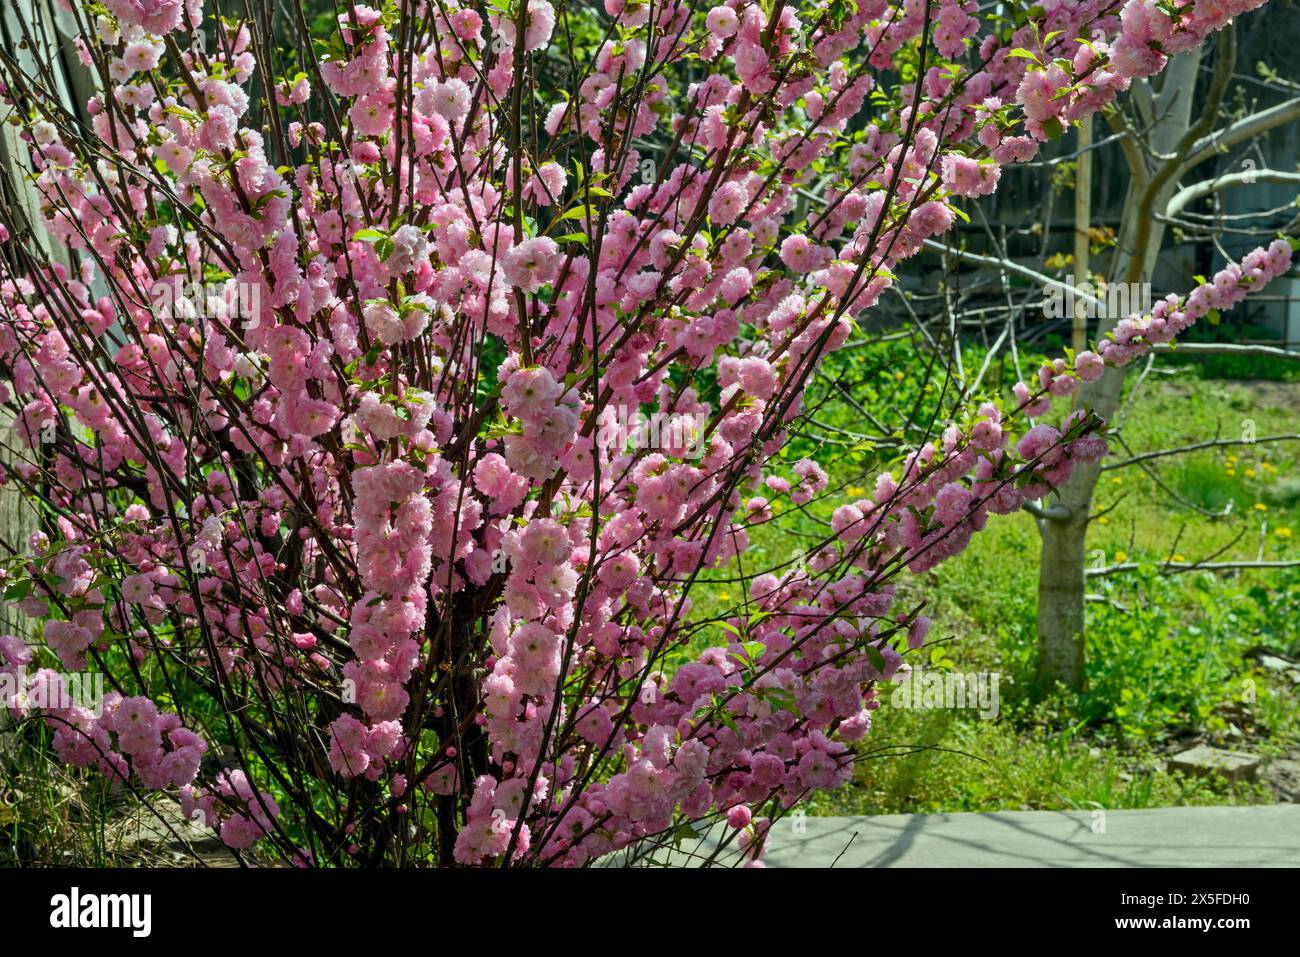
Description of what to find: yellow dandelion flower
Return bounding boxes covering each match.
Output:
[1255,502,1268,512]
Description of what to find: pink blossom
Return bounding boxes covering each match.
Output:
[502,237,560,292]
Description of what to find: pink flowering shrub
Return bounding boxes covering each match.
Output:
[0,0,1288,866]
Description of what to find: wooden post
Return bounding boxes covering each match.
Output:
[1072,115,1093,355]
[0,0,95,636]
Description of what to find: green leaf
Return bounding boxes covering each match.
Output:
[717,620,743,638]
[556,205,595,222]
[672,821,699,848]
[4,581,32,601]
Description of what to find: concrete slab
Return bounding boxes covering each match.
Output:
[603,804,1300,867]
[761,805,1300,868]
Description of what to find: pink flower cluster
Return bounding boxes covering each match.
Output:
[182,769,280,850]
[336,461,435,725]
[1,633,206,790]
[328,715,405,779]
[1099,240,1294,366]
[500,362,581,481]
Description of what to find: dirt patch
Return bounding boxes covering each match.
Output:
[1229,379,1300,410]
[1154,377,1300,410]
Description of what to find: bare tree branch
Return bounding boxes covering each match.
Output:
[1088,559,1300,577]
[921,239,1107,312]
[1151,342,1300,360]
[1176,96,1300,180]
[1166,168,1300,219]
[1102,433,1300,470]
[1023,501,1073,522]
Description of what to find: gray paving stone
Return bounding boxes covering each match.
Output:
[1168,745,1261,782]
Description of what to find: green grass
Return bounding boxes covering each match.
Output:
[1,724,117,866]
[808,712,1272,817]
